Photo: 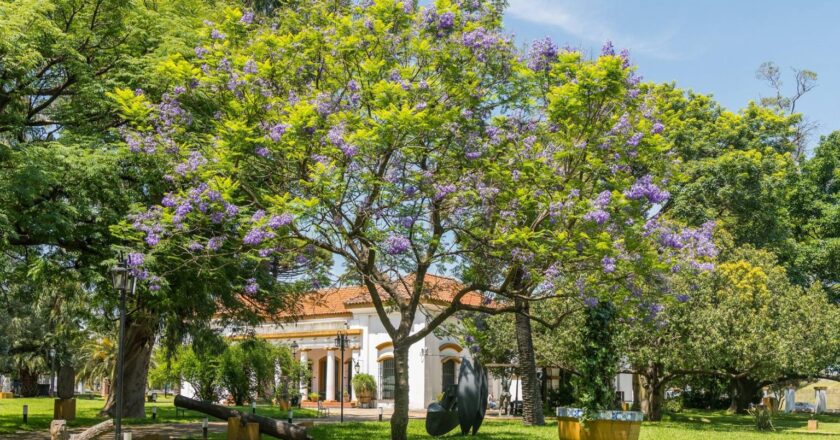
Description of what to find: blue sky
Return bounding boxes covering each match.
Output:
[503,0,839,146]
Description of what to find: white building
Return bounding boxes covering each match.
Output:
[213,274,481,410]
[181,273,636,411]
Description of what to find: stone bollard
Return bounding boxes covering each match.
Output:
[50,420,69,440]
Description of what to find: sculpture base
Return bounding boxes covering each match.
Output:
[54,399,76,421]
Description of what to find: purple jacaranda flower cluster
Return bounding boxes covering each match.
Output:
[157,93,191,132]
[602,256,617,274]
[195,46,209,59]
[267,213,294,228]
[243,228,275,246]
[626,132,643,147]
[208,236,225,251]
[584,210,610,225]
[422,8,456,32]
[619,48,631,69]
[266,123,287,142]
[651,122,665,134]
[624,175,670,204]
[129,207,164,247]
[583,190,612,225]
[243,59,258,74]
[433,183,457,201]
[527,37,558,72]
[244,278,259,294]
[174,151,207,176]
[537,263,561,293]
[124,131,156,154]
[385,234,411,255]
[210,29,226,40]
[255,146,269,157]
[346,80,361,106]
[327,123,357,157]
[127,252,145,268]
[240,11,254,25]
[601,40,615,56]
[644,220,717,270]
[511,247,534,263]
[610,114,630,135]
[462,27,499,61]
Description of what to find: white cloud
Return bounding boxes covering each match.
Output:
[505,0,683,60]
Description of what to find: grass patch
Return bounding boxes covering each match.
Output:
[309,410,840,439]
[0,396,318,434]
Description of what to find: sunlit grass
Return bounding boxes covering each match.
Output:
[0,395,317,433]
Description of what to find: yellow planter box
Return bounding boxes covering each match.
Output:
[557,408,643,440]
[0,392,13,399]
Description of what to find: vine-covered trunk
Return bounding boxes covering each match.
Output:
[727,377,761,414]
[638,363,665,421]
[514,298,545,425]
[100,312,156,418]
[390,344,410,440]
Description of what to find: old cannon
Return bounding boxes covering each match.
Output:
[426,359,488,436]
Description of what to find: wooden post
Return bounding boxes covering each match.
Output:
[808,419,819,432]
[227,417,242,440]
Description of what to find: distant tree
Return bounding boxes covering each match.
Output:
[755,61,818,157]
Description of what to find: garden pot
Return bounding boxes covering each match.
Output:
[808,419,818,432]
[557,408,643,440]
[278,400,290,411]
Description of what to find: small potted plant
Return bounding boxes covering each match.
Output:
[352,374,376,408]
[307,392,320,402]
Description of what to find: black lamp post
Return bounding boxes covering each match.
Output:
[290,341,299,406]
[110,254,136,440]
[334,330,349,423]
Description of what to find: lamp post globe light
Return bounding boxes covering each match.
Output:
[109,254,136,440]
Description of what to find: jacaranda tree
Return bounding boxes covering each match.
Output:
[112,1,714,437]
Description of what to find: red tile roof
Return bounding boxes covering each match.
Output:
[282,273,485,319]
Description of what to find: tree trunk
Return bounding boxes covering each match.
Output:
[631,373,642,411]
[174,395,311,440]
[514,298,545,425]
[20,367,39,397]
[70,419,113,440]
[100,312,156,418]
[390,344,410,440]
[636,362,667,421]
[727,377,760,414]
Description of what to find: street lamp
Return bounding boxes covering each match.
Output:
[334,330,350,423]
[110,254,137,440]
[290,341,299,407]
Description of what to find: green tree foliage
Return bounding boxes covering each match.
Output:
[789,132,840,301]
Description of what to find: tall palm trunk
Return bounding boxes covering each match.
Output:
[514,297,545,425]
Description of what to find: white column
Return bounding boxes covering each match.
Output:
[816,387,828,414]
[784,387,796,413]
[350,348,359,401]
[326,349,336,401]
[299,350,309,398]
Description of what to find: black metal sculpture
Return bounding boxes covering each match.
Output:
[425,359,488,436]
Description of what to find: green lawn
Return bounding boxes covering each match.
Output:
[309,411,840,440]
[0,396,318,434]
